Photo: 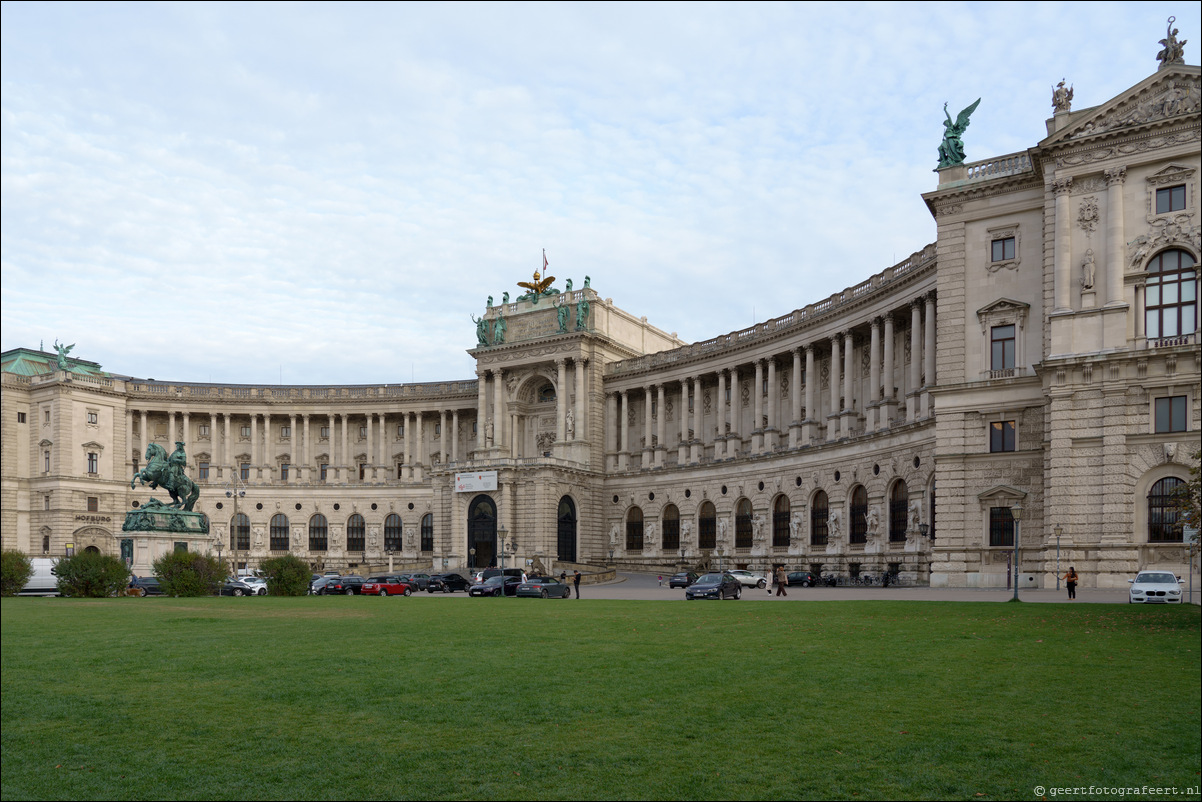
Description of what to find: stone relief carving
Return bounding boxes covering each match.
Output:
[828,509,842,541]
[790,512,802,542]
[608,522,620,549]
[645,522,657,549]
[1077,196,1099,235]
[866,506,881,539]
[751,513,767,546]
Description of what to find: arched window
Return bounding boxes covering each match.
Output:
[735,499,753,549]
[698,502,716,550]
[384,514,403,551]
[811,490,828,546]
[1145,250,1198,340]
[346,514,365,552]
[421,513,434,552]
[772,496,790,548]
[662,504,680,552]
[1148,477,1185,542]
[626,506,644,551]
[890,482,909,542]
[850,486,868,544]
[270,514,289,551]
[309,514,328,551]
[230,513,250,551]
[557,496,577,562]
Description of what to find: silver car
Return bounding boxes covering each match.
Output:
[1127,571,1183,604]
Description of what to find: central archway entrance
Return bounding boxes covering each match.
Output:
[467,495,497,570]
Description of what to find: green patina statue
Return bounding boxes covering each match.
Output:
[53,339,74,370]
[493,309,507,344]
[575,293,590,331]
[471,313,489,346]
[131,442,200,511]
[557,299,569,333]
[937,98,981,168]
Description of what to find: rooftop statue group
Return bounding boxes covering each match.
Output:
[472,264,591,346]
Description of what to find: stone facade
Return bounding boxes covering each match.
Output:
[2,60,1198,588]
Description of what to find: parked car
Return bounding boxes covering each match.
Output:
[726,569,768,589]
[326,575,366,595]
[428,573,471,593]
[309,576,343,595]
[397,572,433,590]
[473,568,528,584]
[668,571,699,589]
[516,576,572,598]
[240,576,269,596]
[469,575,522,597]
[362,576,418,596]
[128,576,163,597]
[685,572,743,600]
[20,558,60,596]
[221,578,257,597]
[786,571,820,588]
[1128,570,1184,604]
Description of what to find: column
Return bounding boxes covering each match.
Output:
[556,359,567,442]
[250,413,259,479]
[678,381,689,465]
[909,301,922,422]
[716,369,727,458]
[494,370,506,453]
[415,412,424,480]
[766,357,778,451]
[340,413,349,482]
[477,372,487,449]
[827,336,840,441]
[1104,167,1126,307]
[364,413,373,480]
[752,360,764,454]
[406,412,415,479]
[606,392,618,470]
[868,319,881,433]
[439,410,447,469]
[643,385,654,467]
[574,358,586,441]
[302,414,311,482]
[222,413,231,479]
[690,376,702,463]
[140,409,149,455]
[923,294,936,418]
[790,348,802,447]
[451,410,460,463]
[208,412,218,477]
[126,410,135,475]
[168,411,176,451]
[263,413,271,480]
[803,347,816,443]
[842,331,854,438]
[288,414,297,483]
[728,367,739,453]
[656,384,666,468]
[1053,177,1073,312]
[181,412,190,467]
[619,390,629,471]
[882,314,897,425]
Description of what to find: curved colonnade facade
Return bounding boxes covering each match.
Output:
[2,59,1199,588]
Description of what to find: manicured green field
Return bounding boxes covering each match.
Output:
[2,597,1198,801]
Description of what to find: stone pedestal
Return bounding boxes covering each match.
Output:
[120,507,214,576]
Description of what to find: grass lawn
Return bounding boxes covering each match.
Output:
[1,596,1199,801]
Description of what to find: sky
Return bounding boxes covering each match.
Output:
[2,2,1199,385]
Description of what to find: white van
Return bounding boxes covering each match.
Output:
[21,558,60,596]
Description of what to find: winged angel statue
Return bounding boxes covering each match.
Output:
[937,98,981,169]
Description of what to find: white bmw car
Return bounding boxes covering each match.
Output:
[1127,570,1183,604]
[726,569,768,589]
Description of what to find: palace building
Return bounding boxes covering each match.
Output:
[2,52,1199,589]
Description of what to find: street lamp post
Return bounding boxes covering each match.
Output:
[224,477,247,577]
[1054,525,1063,591]
[498,525,508,569]
[1011,503,1023,601]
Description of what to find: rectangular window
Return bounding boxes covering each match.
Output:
[87,497,98,512]
[320,426,330,438]
[989,507,1014,547]
[397,462,404,476]
[44,450,51,472]
[434,423,441,435]
[240,463,250,481]
[87,411,98,424]
[990,421,1016,452]
[991,325,1015,371]
[397,424,405,437]
[1156,185,1186,214]
[991,237,1015,262]
[320,463,329,482]
[240,425,251,438]
[199,424,210,437]
[199,462,209,480]
[18,412,26,423]
[44,495,50,511]
[281,426,291,438]
[44,409,51,423]
[87,452,98,473]
[359,425,367,439]
[359,463,367,480]
[1154,396,1188,433]
[280,464,290,481]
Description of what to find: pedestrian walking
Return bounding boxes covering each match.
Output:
[766,566,773,595]
[1063,566,1078,600]
[573,570,582,599]
[775,565,788,597]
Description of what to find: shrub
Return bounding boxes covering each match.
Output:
[152,550,226,597]
[1,550,35,596]
[52,551,130,598]
[260,553,311,596]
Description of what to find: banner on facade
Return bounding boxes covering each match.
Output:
[455,471,498,493]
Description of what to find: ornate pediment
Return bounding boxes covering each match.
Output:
[1146,163,1197,186]
[976,298,1030,335]
[977,485,1028,507]
[1046,67,1200,146]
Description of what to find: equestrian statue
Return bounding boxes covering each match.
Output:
[131,442,200,511]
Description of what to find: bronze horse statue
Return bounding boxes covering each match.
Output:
[131,442,200,511]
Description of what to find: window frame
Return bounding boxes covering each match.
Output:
[1143,249,1197,342]
[990,420,1016,452]
[346,514,366,552]
[269,514,289,551]
[1155,184,1186,215]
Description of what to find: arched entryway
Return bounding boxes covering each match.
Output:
[468,495,497,569]
[557,496,577,562]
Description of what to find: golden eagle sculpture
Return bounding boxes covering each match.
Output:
[517,270,555,296]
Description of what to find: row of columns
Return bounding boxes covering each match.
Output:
[476,358,588,455]
[127,408,467,483]
[608,299,935,469]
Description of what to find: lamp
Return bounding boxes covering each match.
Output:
[1011,503,1023,601]
[1053,525,1063,591]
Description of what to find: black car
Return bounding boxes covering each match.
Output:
[786,571,820,588]
[309,576,342,595]
[326,575,365,595]
[668,571,699,589]
[428,573,471,593]
[220,578,257,596]
[398,573,433,590]
[468,576,522,597]
[685,572,742,600]
[128,576,163,596]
